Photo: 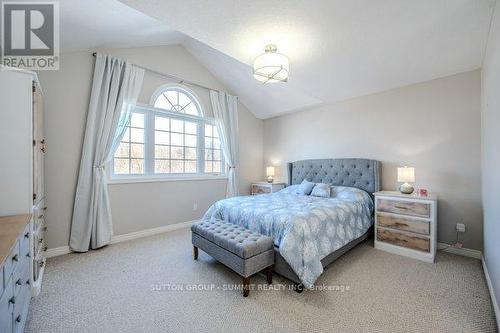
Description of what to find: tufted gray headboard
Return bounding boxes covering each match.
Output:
[287,158,381,194]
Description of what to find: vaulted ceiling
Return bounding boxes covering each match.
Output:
[60,0,496,119]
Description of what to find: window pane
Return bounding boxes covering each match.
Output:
[205,138,213,149]
[205,124,213,137]
[171,119,184,133]
[185,147,197,160]
[213,138,220,149]
[154,95,170,110]
[130,143,144,158]
[178,92,191,108]
[130,159,144,174]
[155,116,169,131]
[114,158,129,174]
[155,160,170,173]
[155,131,169,145]
[171,160,183,173]
[213,161,221,173]
[165,91,178,108]
[171,146,184,159]
[130,128,144,143]
[185,134,197,147]
[185,122,197,134]
[205,161,213,173]
[130,113,144,128]
[171,133,183,146]
[184,104,198,116]
[213,127,219,138]
[155,145,169,159]
[205,149,213,160]
[115,142,129,158]
[185,160,197,173]
[213,149,221,161]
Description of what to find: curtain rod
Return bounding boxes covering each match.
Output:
[91,52,223,94]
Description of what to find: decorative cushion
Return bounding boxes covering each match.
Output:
[278,184,300,194]
[296,179,316,195]
[191,219,274,259]
[310,183,331,198]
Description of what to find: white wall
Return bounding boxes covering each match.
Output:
[38,45,263,248]
[482,0,500,314]
[264,70,483,250]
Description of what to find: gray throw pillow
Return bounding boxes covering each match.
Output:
[296,179,316,195]
[310,183,331,198]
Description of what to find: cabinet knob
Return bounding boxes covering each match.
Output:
[12,254,18,262]
[9,296,15,304]
[39,261,45,268]
[43,246,48,251]
[26,253,31,258]
[38,214,44,219]
[38,238,44,244]
[16,278,22,286]
[24,232,30,238]
[16,315,21,323]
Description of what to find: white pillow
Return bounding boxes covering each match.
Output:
[310,183,331,198]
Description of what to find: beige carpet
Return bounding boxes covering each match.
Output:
[26,228,497,333]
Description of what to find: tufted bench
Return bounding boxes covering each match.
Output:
[191,219,274,297]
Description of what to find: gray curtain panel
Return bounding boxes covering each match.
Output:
[210,90,239,197]
[70,53,144,252]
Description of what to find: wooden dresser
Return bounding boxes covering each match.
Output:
[0,68,46,298]
[374,191,437,263]
[0,214,33,333]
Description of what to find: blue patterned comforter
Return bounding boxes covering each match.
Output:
[202,186,374,288]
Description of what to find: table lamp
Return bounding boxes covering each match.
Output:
[266,166,275,183]
[397,166,415,194]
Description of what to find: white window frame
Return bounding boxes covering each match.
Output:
[108,85,226,184]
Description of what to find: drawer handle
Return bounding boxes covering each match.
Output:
[39,261,45,268]
[38,214,44,219]
[16,315,21,323]
[9,296,15,304]
[12,254,18,262]
[26,253,31,258]
[43,227,48,231]
[38,238,44,244]
[42,206,47,211]
[43,246,48,251]
[16,278,22,286]
[394,205,409,210]
[24,232,30,238]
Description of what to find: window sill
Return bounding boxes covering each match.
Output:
[107,175,228,185]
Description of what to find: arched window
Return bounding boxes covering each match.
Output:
[111,85,224,179]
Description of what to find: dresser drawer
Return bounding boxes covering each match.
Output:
[251,184,271,194]
[12,282,30,333]
[0,278,14,333]
[3,240,20,286]
[377,213,430,235]
[377,198,430,218]
[377,228,430,252]
[12,258,30,297]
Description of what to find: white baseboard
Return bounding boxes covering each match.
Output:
[437,242,482,259]
[45,220,196,258]
[482,256,500,330]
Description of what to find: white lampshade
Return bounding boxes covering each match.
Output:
[266,166,275,177]
[253,44,289,83]
[397,167,415,183]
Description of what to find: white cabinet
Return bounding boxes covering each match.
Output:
[0,67,46,296]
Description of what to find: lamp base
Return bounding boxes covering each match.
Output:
[267,176,274,183]
[399,182,414,194]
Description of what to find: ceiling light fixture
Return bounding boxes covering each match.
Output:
[253,44,289,83]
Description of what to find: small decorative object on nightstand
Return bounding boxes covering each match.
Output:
[266,166,275,183]
[397,166,415,194]
[251,182,285,195]
[374,191,437,263]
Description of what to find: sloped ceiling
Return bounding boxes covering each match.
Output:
[120,0,494,119]
[58,0,185,53]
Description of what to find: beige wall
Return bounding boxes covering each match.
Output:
[481,0,500,313]
[264,70,482,250]
[38,45,263,249]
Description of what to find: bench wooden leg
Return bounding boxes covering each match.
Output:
[243,277,250,297]
[266,266,273,284]
[193,246,198,260]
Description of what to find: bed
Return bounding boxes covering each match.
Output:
[202,158,381,288]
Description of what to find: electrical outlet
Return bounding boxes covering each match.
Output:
[193,203,198,211]
[456,223,466,233]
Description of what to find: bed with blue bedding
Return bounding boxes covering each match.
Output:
[202,158,381,288]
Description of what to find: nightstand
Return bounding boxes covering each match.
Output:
[251,182,286,195]
[374,191,437,263]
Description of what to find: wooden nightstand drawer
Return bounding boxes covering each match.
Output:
[377,198,430,218]
[251,184,271,194]
[377,213,430,235]
[377,228,430,252]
